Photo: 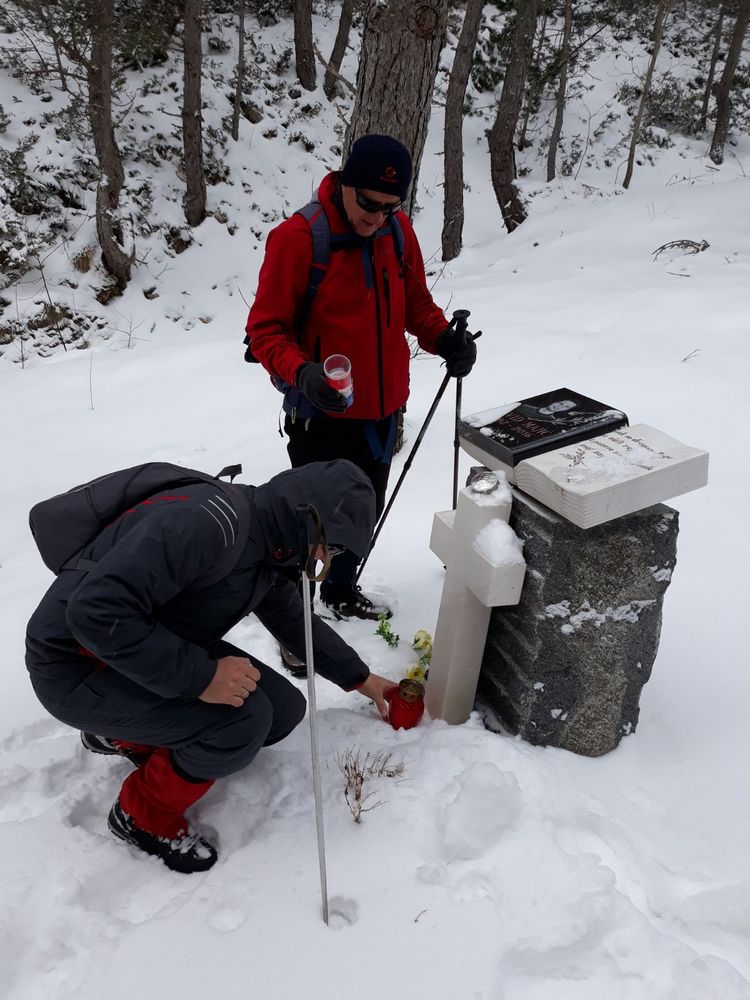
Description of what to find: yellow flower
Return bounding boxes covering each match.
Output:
[406,662,426,684]
[412,629,433,653]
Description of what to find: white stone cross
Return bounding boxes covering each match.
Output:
[425,473,527,725]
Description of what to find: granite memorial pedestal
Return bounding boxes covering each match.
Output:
[476,488,679,756]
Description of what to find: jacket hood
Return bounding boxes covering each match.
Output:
[246,460,376,562]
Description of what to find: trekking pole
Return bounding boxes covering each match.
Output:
[297,506,329,926]
[451,309,471,510]
[355,370,453,583]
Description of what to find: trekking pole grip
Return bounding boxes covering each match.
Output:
[452,308,470,346]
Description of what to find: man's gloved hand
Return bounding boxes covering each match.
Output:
[296,362,348,413]
[435,320,479,378]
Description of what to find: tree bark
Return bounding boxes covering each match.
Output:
[623,0,672,190]
[324,0,356,100]
[88,0,131,284]
[488,0,539,233]
[709,0,750,164]
[294,0,316,91]
[700,4,725,133]
[441,0,484,261]
[546,0,573,182]
[232,0,245,141]
[183,0,206,226]
[346,0,449,219]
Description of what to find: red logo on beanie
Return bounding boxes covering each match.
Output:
[380,165,398,185]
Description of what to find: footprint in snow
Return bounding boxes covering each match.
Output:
[436,762,522,862]
[205,878,257,933]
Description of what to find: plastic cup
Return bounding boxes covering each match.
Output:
[323,354,354,405]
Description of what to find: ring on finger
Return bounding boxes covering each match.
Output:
[241,688,249,698]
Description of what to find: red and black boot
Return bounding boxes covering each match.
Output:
[108,748,217,873]
[81,732,156,767]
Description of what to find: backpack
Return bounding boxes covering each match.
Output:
[29,462,250,588]
[243,195,405,365]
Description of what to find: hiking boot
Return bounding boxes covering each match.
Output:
[320,583,392,622]
[81,732,154,767]
[279,644,307,679]
[108,798,217,874]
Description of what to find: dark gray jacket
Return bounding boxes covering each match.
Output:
[26,461,376,698]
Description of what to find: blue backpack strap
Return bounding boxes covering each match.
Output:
[388,214,405,267]
[271,375,320,420]
[294,199,331,334]
[363,414,398,465]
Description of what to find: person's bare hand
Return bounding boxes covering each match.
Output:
[199,655,261,708]
[357,672,395,721]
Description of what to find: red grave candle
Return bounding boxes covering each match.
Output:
[385,679,425,730]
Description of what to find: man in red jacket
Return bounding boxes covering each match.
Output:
[246,134,477,626]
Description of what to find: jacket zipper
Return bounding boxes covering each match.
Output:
[382,268,391,327]
[369,245,385,419]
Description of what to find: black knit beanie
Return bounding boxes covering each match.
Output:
[340,134,412,201]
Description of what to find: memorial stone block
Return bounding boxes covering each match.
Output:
[476,488,680,756]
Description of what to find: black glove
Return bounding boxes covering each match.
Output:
[296,362,348,413]
[435,321,479,378]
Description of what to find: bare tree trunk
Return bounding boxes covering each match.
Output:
[232,0,245,141]
[488,0,538,233]
[709,0,750,164]
[518,12,547,151]
[441,0,484,261]
[324,0,356,100]
[50,31,69,92]
[183,0,206,226]
[623,0,672,190]
[346,0,449,219]
[546,0,573,182]
[294,0,316,91]
[88,0,131,284]
[700,4,725,133]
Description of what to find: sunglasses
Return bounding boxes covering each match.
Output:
[354,189,401,218]
[326,545,346,558]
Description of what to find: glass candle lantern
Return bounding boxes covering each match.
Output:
[385,679,425,730]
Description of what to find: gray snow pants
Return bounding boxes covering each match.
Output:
[28,640,307,780]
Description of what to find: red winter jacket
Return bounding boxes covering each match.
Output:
[245,172,448,421]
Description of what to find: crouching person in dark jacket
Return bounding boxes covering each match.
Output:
[25,460,393,874]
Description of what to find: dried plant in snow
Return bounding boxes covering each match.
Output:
[652,239,709,260]
[334,748,405,824]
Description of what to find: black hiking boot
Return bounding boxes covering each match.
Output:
[279,644,307,679]
[107,798,218,874]
[81,732,153,767]
[320,583,392,622]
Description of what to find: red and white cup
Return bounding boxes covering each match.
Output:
[323,354,354,406]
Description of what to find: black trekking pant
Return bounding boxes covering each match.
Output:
[284,413,395,589]
[29,640,307,780]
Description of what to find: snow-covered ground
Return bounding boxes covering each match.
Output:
[2,9,750,1000]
